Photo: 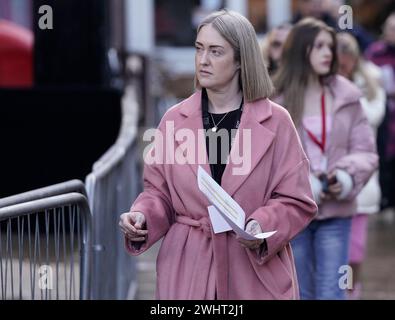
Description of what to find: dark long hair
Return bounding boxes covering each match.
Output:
[273,18,338,126]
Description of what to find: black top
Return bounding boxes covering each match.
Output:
[202,89,243,185]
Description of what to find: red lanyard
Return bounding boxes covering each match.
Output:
[305,88,326,154]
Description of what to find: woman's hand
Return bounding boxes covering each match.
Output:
[320,171,342,201]
[119,211,148,242]
[237,220,264,249]
[327,171,342,196]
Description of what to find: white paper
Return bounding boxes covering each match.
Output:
[208,205,232,233]
[198,166,277,240]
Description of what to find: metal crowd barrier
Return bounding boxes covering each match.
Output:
[0,75,143,300]
[85,84,141,299]
[0,180,87,209]
[0,192,92,300]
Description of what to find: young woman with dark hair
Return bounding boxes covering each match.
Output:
[273,18,378,300]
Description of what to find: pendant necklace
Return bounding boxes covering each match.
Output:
[210,112,230,132]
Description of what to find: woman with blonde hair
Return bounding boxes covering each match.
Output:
[119,10,317,299]
[337,31,386,299]
[273,18,378,300]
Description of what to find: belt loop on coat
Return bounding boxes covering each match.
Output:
[175,215,212,238]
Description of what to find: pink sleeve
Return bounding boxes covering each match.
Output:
[125,122,174,255]
[334,102,378,200]
[246,109,317,264]
[247,159,317,265]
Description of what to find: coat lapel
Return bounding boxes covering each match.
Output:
[173,91,212,179]
[221,98,275,196]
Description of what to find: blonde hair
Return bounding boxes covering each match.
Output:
[195,10,274,102]
[260,34,271,67]
[337,32,378,101]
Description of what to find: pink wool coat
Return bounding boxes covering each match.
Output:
[125,91,317,299]
[313,76,379,219]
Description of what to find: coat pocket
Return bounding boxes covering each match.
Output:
[248,245,296,299]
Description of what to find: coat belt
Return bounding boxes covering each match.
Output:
[175,215,212,238]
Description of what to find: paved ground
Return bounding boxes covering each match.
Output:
[360,208,395,299]
[135,241,161,300]
[135,209,395,300]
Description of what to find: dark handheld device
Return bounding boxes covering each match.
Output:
[319,173,338,194]
[319,174,330,194]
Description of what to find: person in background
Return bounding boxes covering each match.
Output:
[365,12,395,212]
[322,0,374,52]
[292,0,337,29]
[260,23,292,75]
[273,18,378,300]
[337,32,386,299]
[119,10,317,300]
[293,0,374,51]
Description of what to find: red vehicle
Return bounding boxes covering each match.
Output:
[0,19,33,87]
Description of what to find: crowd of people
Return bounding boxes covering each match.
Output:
[119,2,395,300]
[261,10,395,300]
